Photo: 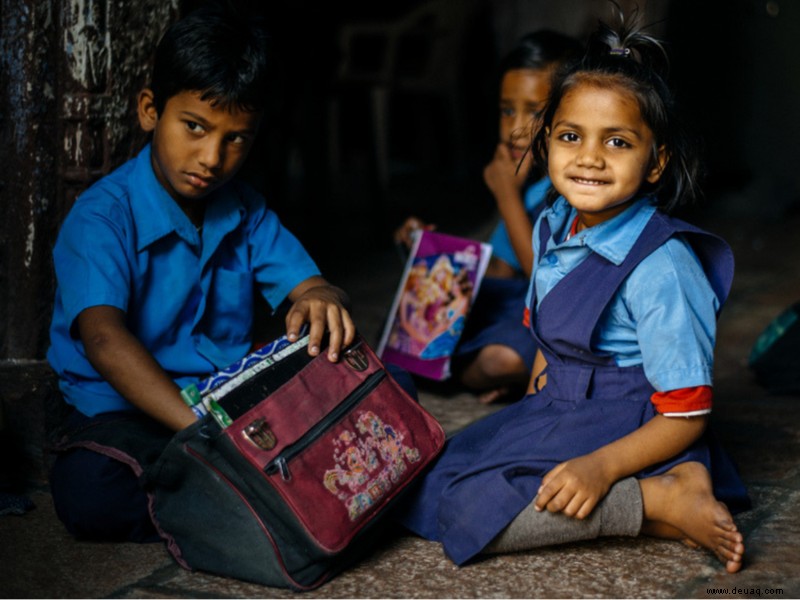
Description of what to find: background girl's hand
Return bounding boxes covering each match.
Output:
[534,453,615,519]
[483,143,532,203]
[393,216,436,249]
[286,277,356,362]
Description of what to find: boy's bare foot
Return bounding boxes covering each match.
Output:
[639,462,744,573]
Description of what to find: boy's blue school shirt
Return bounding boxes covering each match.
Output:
[488,176,550,272]
[528,195,720,392]
[48,143,321,417]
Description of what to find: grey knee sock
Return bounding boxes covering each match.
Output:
[483,476,643,555]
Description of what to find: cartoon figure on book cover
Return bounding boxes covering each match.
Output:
[388,252,475,360]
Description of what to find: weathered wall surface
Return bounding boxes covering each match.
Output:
[0,0,179,360]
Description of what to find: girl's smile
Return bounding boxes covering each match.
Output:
[547,80,666,229]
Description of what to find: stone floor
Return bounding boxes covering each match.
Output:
[3,206,800,598]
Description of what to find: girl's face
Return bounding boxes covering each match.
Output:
[499,68,552,162]
[547,81,666,229]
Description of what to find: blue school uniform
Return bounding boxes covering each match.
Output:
[398,196,750,565]
[48,143,321,418]
[454,177,550,370]
[47,143,323,541]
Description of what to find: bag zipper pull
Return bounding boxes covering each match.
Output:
[276,456,291,481]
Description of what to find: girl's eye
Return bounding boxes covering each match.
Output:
[608,137,630,148]
[557,132,579,143]
[500,107,515,118]
[226,134,247,145]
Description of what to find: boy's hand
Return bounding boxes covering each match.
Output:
[534,453,614,520]
[286,277,355,362]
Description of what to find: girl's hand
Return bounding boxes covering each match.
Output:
[483,143,532,204]
[393,216,436,249]
[534,453,615,519]
[286,277,356,362]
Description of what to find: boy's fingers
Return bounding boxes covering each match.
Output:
[340,310,356,348]
[285,305,308,341]
[326,306,343,361]
[307,324,324,356]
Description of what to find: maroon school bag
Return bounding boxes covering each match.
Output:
[143,333,445,590]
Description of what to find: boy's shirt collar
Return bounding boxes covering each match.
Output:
[128,143,243,254]
[546,196,656,265]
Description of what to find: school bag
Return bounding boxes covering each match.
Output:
[142,332,445,590]
[749,301,800,394]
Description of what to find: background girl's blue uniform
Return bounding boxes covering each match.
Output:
[398,196,750,565]
[487,176,552,271]
[454,177,550,369]
[48,144,320,417]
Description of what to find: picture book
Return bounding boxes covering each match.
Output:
[377,230,492,381]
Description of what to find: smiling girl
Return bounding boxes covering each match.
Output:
[397,7,750,573]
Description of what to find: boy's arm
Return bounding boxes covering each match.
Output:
[285,276,356,362]
[77,305,196,432]
[534,413,708,519]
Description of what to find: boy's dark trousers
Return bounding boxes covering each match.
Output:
[49,410,170,542]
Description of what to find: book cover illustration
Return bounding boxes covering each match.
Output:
[377,230,492,381]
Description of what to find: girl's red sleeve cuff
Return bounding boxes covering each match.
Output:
[651,385,712,416]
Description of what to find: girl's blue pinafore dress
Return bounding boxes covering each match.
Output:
[397,210,750,565]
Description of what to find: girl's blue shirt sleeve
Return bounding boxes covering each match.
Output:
[488,176,550,272]
[529,196,718,392]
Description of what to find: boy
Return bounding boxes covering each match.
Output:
[48,6,354,541]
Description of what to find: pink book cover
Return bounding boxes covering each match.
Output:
[377,230,492,381]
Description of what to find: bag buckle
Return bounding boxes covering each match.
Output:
[343,341,369,372]
[242,418,277,450]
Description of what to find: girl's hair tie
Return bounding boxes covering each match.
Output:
[609,47,631,57]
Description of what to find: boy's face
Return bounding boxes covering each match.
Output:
[138,89,261,206]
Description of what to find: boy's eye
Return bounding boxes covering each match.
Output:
[186,121,204,134]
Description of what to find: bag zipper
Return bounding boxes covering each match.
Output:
[264,369,386,481]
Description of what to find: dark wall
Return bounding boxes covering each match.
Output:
[667,0,800,218]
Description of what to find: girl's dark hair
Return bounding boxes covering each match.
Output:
[531,3,703,212]
[500,30,583,75]
[151,4,270,114]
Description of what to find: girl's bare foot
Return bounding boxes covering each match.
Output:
[639,462,744,573]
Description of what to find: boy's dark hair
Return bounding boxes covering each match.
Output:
[531,3,703,212]
[151,4,270,114]
[500,30,583,75]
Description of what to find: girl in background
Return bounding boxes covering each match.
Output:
[398,7,749,573]
[395,30,581,403]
